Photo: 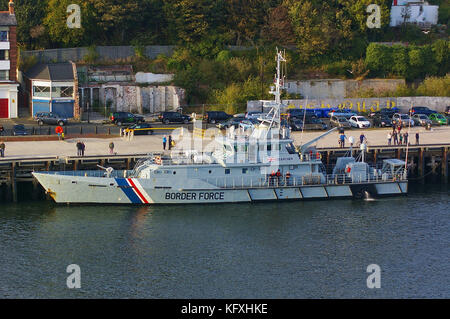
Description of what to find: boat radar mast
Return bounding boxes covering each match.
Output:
[258,49,286,132]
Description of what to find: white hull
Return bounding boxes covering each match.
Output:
[33,172,407,204]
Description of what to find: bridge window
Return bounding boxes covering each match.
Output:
[225,169,230,174]
[242,168,248,174]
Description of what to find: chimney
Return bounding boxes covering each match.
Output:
[9,1,14,15]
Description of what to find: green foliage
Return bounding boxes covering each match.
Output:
[83,46,99,64]
[416,74,450,96]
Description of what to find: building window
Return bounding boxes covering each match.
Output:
[225,169,230,175]
[0,31,8,42]
[52,86,74,98]
[0,50,9,60]
[242,168,248,174]
[0,70,9,80]
[33,86,51,98]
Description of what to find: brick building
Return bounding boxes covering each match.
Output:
[0,0,18,118]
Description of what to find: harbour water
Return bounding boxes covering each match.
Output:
[0,183,448,298]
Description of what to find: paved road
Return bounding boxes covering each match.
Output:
[0,125,449,160]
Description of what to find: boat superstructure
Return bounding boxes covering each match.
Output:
[33,50,408,204]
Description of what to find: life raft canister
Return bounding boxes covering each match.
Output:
[346,166,351,173]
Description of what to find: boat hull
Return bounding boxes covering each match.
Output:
[33,172,408,204]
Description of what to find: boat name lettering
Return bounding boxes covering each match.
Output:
[165,192,225,201]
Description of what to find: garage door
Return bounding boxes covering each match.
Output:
[33,100,51,116]
[0,98,8,118]
[52,101,74,118]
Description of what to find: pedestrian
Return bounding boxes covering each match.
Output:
[387,132,392,146]
[76,141,82,156]
[339,133,346,148]
[397,123,402,134]
[276,169,282,185]
[162,135,167,150]
[168,135,173,151]
[404,132,408,145]
[109,141,115,155]
[416,132,419,145]
[0,141,5,157]
[81,141,86,156]
[359,133,366,145]
[393,131,398,145]
[399,133,403,145]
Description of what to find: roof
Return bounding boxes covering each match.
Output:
[24,63,75,81]
[0,12,17,26]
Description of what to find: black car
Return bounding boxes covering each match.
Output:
[369,108,397,119]
[288,119,304,131]
[445,106,450,116]
[35,112,68,126]
[372,114,393,127]
[125,123,153,135]
[110,112,145,126]
[409,106,437,116]
[205,111,232,124]
[13,124,29,136]
[287,109,310,120]
[159,112,190,124]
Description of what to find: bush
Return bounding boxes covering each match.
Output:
[416,74,450,96]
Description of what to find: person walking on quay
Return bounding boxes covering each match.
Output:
[387,132,392,146]
[359,133,366,146]
[81,141,86,156]
[416,132,420,145]
[399,133,403,145]
[403,132,408,145]
[393,131,398,145]
[76,141,83,156]
[339,133,346,148]
[168,135,173,151]
[109,142,115,155]
[163,135,167,150]
[397,123,402,134]
[0,141,5,157]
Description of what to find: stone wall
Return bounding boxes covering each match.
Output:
[286,79,406,99]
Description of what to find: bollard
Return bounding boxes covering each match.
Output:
[95,126,98,134]
[80,126,83,134]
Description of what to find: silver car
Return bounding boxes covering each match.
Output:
[412,114,432,126]
[392,113,414,127]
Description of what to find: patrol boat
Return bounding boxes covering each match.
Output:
[32,51,408,204]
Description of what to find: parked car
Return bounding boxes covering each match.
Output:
[330,115,351,128]
[13,124,29,136]
[159,111,190,124]
[239,119,259,130]
[205,111,232,124]
[303,117,328,130]
[327,109,357,119]
[412,114,432,127]
[445,106,450,116]
[289,119,304,131]
[368,108,398,119]
[245,111,266,121]
[409,106,437,116]
[35,112,68,126]
[110,112,144,126]
[392,113,414,127]
[349,115,371,128]
[371,113,393,127]
[428,113,448,125]
[217,117,245,129]
[124,123,153,135]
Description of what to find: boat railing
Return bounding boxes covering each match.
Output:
[202,171,407,189]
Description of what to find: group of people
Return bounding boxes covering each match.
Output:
[269,169,291,185]
[162,135,174,151]
[386,124,419,146]
[75,140,86,156]
[338,133,367,148]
